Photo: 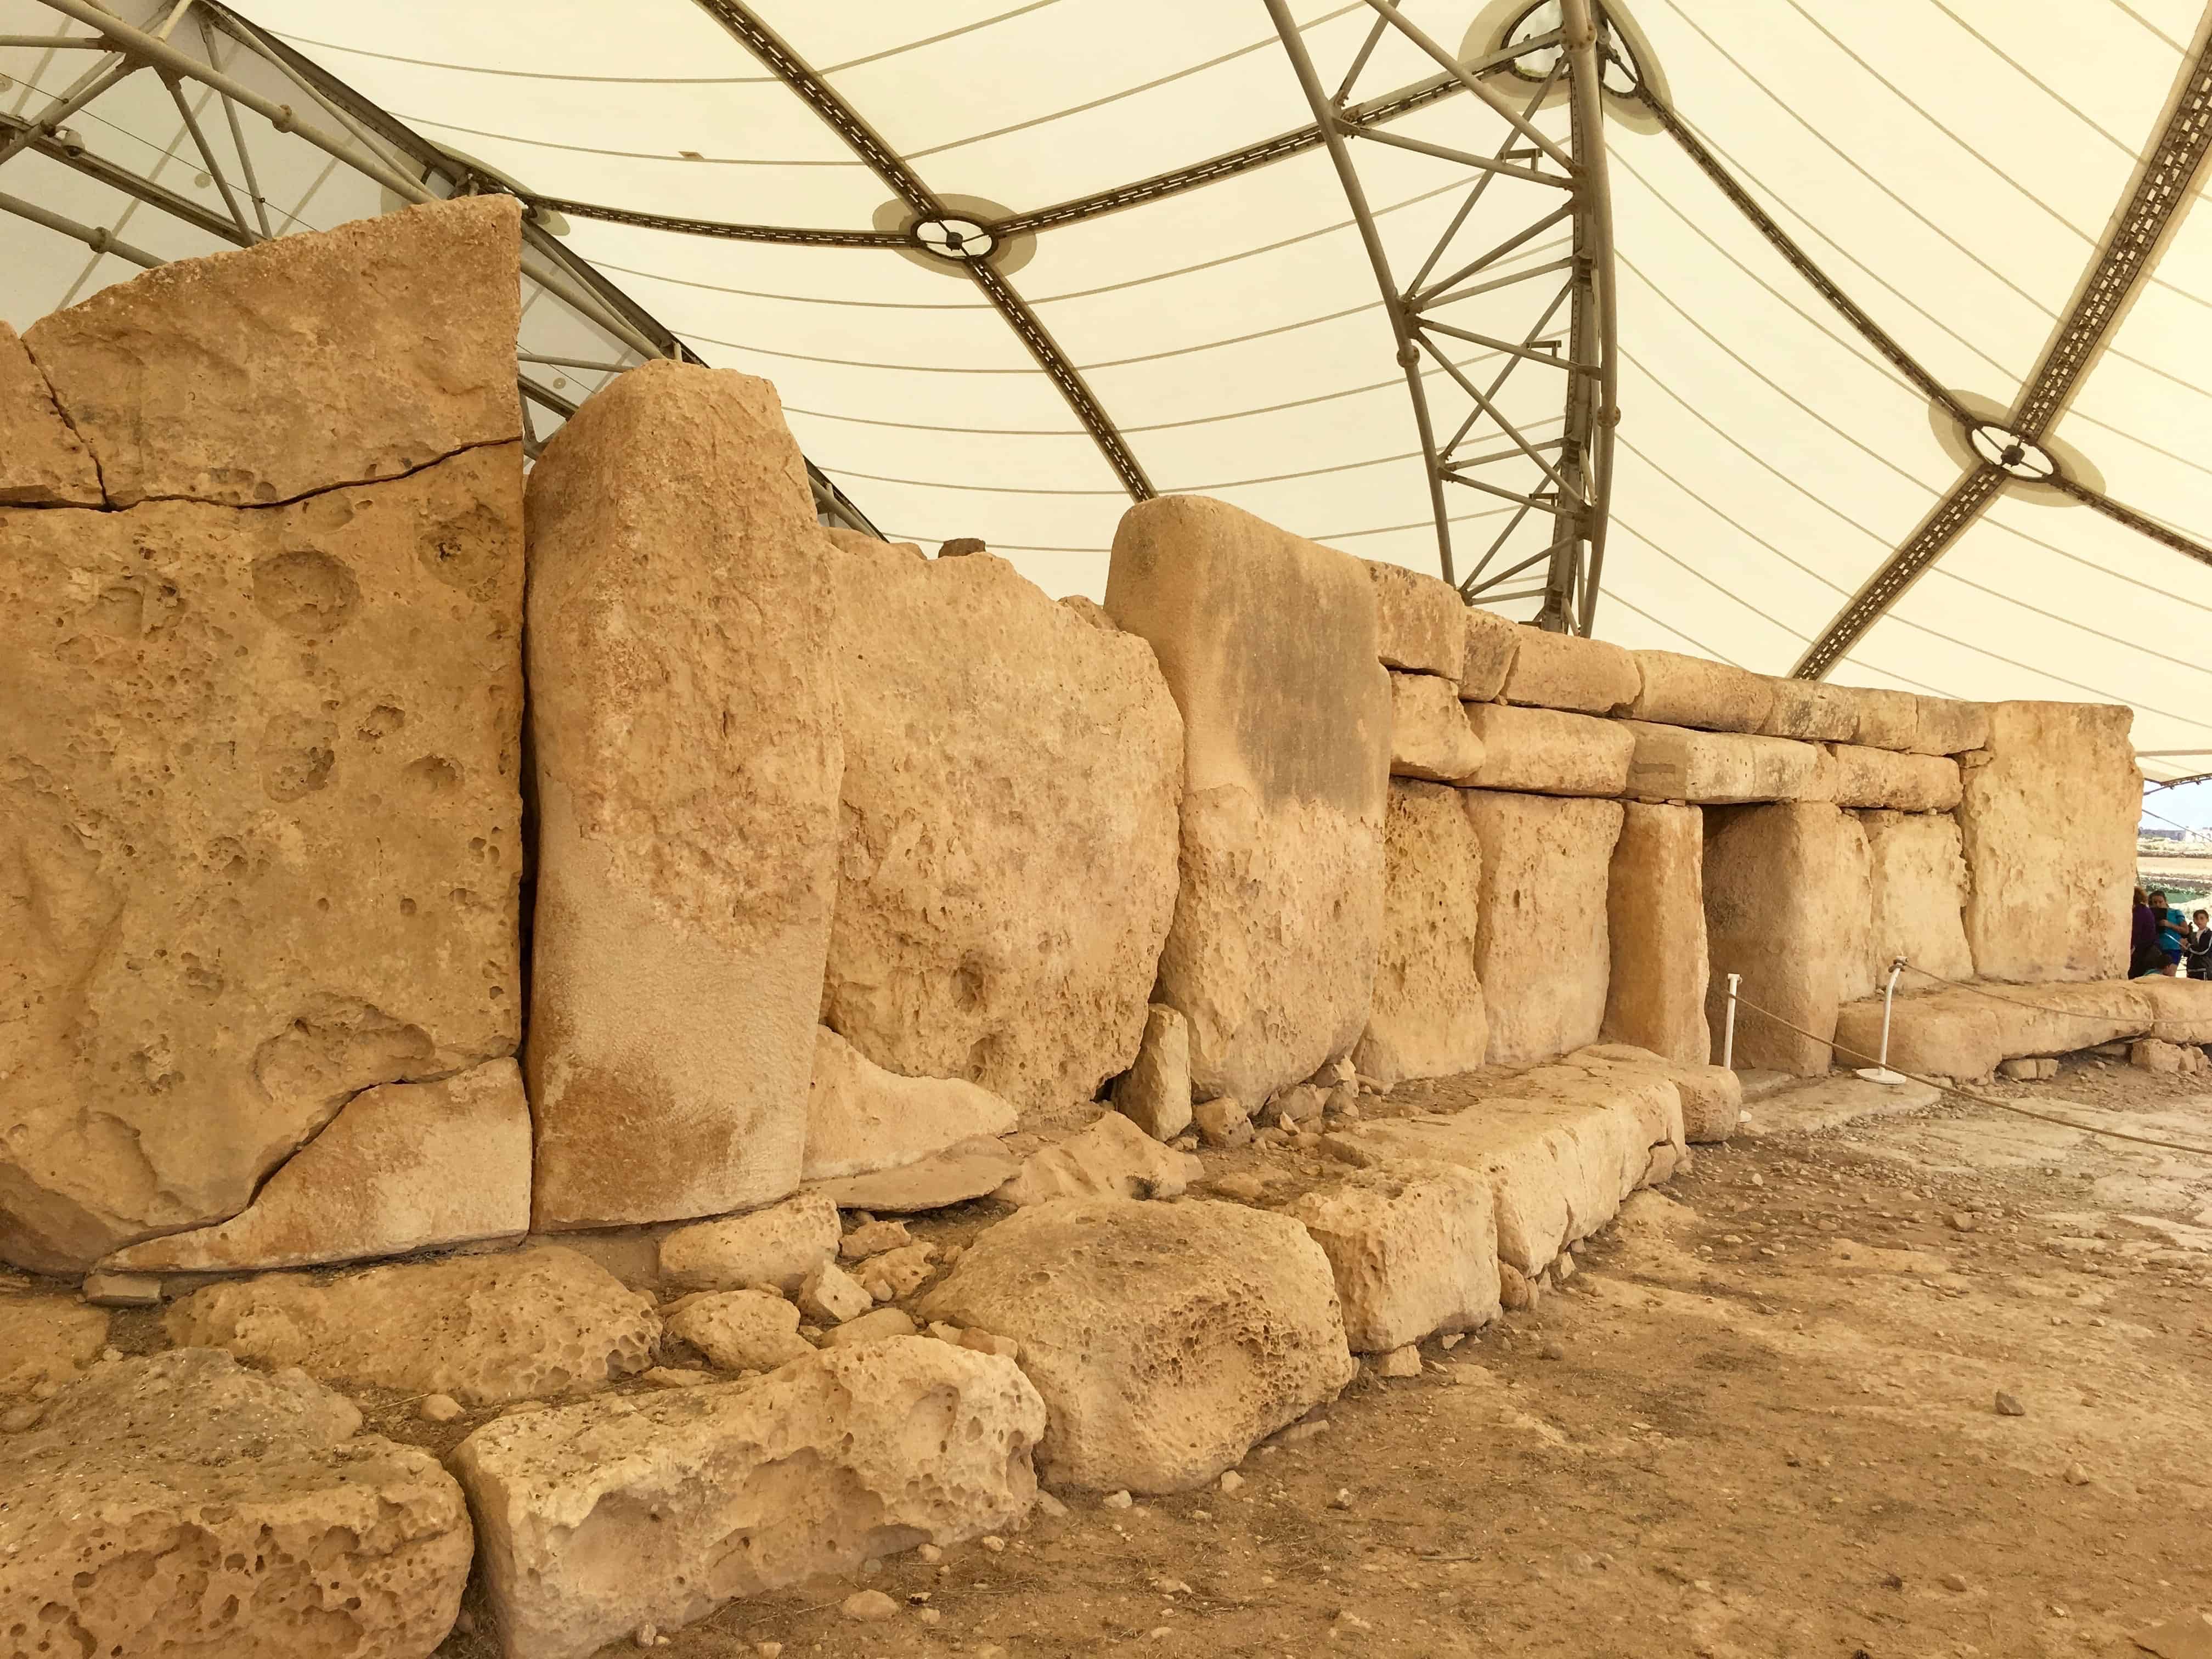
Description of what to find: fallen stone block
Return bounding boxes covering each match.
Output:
[1355,781,1488,1087]
[1911,696,1990,757]
[99,1057,531,1273]
[1113,1005,1193,1141]
[1621,721,1830,804]
[1463,791,1624,1064]
[817,534,1180,1120]
[1285,1163,1500,1351]
[1760,678,1859,742]
[0,319,100,505]
[453,1340,1044,1659]
[1365,560,1466,679]
[1460,607,1522,701]
[1827,743,1962,811]
[165,1244,661,1406]
[808,1138,1021,1214]
[996,1112,1201,1206]
[1627,651,1774,733]
[1390,670,1486,780]
[1832,982,2155,1080]
[0,1350,471,1659]
[1858,809,1973,985]
[921,1199,1354,1493]
[1830,684,1921,751]
[1575,1042,1741,1144]
[1500,629,1639,715]
[661,1194,840,1295]
[663,1289,815,1374]
[805,1028,1018,1182]
[1602,803,1711,1066]
[0,1295,108,1398]
[1463,703,1633,795]
[1704,803,1867,1074]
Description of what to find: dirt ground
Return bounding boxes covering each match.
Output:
[417,1058,2212,1659]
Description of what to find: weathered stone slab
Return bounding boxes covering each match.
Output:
[1911,696,1990,756]
[166,1244,660,1406]
[0,443,523,1272]
[25,196,521,507]
[1354,782,1488,1087]
[0,1295,107,1398]
[1500,629,1639,714]
[0,319,100,505]
[454,1341,1044,1659]
[1759,678,1859,742]
[805,1028,1017,1182]
[2132,977,2212,1044]
[1827,743,1962,811]
[99,1057,529,1274]
[1113,1005,1193,1141]
[1621,721,1830,804]
[1390,670,1486,780]
[1463,703,1633,795]
[1573,1042,1741,1143]
[1734,1074,1941,1137]
[1830,683,1920,751]
[1602,803,1710,1065]
[1462,792,1624,1064]
[818,537,1180,1119]
[996,1111,1201,1206]
[1858,810,1973,985]
[526,362,841,1229]
[1365,560,1466,679]
[1105,496,1389,1104]
[1833,983,2154,1080]
[1627,651,1774,733]
[1703,803,1867,1074]
[0,1350,470,1659]
[660,1194,840,1295]
[1958,701,2137,983]
[807,1139,1022,1214]
[1286,1163,1499,1351]
[919,1199,1355,1493]
[1460,607,1522,701]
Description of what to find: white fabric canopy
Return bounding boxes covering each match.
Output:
[4,0,2208,773]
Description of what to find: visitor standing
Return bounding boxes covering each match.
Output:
[2151,889,2188,974]
[2132,887,2163,977]
[2189,910,2212,981]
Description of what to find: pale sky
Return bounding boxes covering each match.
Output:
[2143,778,2212,832]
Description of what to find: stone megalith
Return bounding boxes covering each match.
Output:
[1105,495,1391,1105]
[1461,791,1625,1064]
[1356,781,1488,1086]
[816,536,1181,1123]
[1603,802,1711,1066]
[525,361,843,1229]
[1857,809,1973,987]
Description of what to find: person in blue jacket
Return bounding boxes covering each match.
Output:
[2150,889,2187,973]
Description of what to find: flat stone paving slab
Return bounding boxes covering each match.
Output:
[1735,1074,1943,1137]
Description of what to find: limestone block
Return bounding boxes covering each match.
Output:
[854,1242,939,1302]
[1462,792,1625,1064]
[818,1307,921,1347]
[25,195,521,507]
[1759,678,1860,742]
[1285,1163,1500,1351]
[659,1194,841,1295]
[1827,743,1962,811]
[453,1341,1045,1659]
[1858,810,1973,985]
[1463,704,1633,795]
[817,536,1181,1119]
[664,1289,815,1373]
[1958,701,2137,983]
[1059,593,1116,629]
[1573,1042,1742,1144]
[0,442,523,1273]
[1833,983,2153,1080]
[1460,606,1522,701]
[807,1139,1021,1214]
[1105,496,1389,1104]
[99,1057,529,1274]
[2132,977,2212,1043]
[166,1244,661,1406]
[0,320,100,505]
[804,1028,1018,1182]
[1500,629,1639,714]
[1621,721,1830,804]
[1602,803,1711,1065]
[1702,803,1868,1075]
[1627,651,1775,733]
[525,361,841,1230]
[797,1262,873,1325]
[1365,560,1466,679]
[2131,1037,2191,1074]
[0,1351,470,1659]
[1354,782,1487,1087]
[996,1111,1201,1206]
[0,1295,107,1398]
[1113,1005,1193,1141]
[1912,696,1990,756]
[1193,1096,1254,1147]
[1390,670,1486,780]
[919,1198,1355,1493]
[1830,684,1920,751]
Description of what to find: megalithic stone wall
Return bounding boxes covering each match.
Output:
[1105,497,1391,1107]
[523,361,843,1230]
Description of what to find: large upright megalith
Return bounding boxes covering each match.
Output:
[1702,802,1867,1074]
[525,362,843,1229]
[1105,496,1390,1105]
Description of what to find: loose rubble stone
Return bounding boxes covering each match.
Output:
[1463,791,1625,1064]
[1356,781,1489,1087]
[2131,1037,2190,1074]
[856,1243,940,1301]
[818,1308,919,1349]
[166,1244,660,1406]
[1833,982,2152,1081]
[527,361,840,1231]
[1911,696,1990,757]
[1994,1389,2026,1417]
[1105,495,1389,1106]
[420,1392,465,1423]
[997,1111,1202,1206]
[817,534,1181,1120]
[797,1262,874,1326]
[1192,1094,1255,1149]
[661,1194,840,1294]
[25,195,521,507]
[0,1295,108,1398]
[1759,678,1860,742]
[1365,560,1466,679]
[1827,743,1962,812]
[1269,1083,1328,1126]
[841,1219,912,1260]
[454,1340,1044,1659]
[0,1349,470,1657]
[0,319,100,505]
[1627,651,1775,732]
[1498,1262,1536,1310]
[1377,1345,1423,1378]
[1499,629,1639,714]
[921,1198,1356,1493]
[78,1271,160,1308]
[1858,809,1974,986]
[1621,721,1831,804]
[1114,1005,1194,1141]
[1830,684,1921,751]
[1287,1163,1500,1351]
[101,1057,531,1273]
[1389,670,1485,780]
[1463,704,1634,795]
[1603,803,1711,1066]
[665,1289,815,1373]
[1704,803,1867,1074]
[843,1590,901,1622]
[805,1027,1019,1181]
[808,1139,1022,1214]
[1460,607,1522,701]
